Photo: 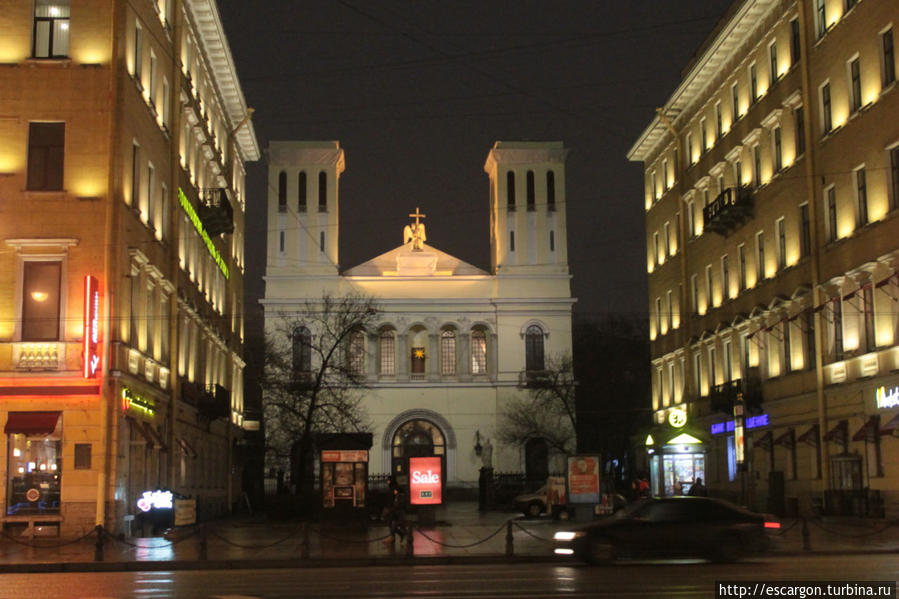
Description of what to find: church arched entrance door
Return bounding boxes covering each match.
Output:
[391,419,446,498]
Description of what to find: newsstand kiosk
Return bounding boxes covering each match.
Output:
[317,433,372,520]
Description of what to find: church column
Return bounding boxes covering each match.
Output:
[428,332,440,381]
[458,332,470,381]
[397,332,408,380]
[489,332,499,381]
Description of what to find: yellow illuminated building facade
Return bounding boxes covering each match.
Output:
[630,0,899,516]
[0,0,258,537]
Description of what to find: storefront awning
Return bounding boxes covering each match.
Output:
[797,423,819,446]
[4,411,61,435]
[755,430,773,451]
[880,412,899,436]
[773,428,795,447]
[177,437,198,459]
[851,416,879,442]
[823,420,848,445]
[143,422,168,451]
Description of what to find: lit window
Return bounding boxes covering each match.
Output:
[379,330,395,375]
[849,57,862,113]
[441,330,456,375]
[22,261,62,341]
[471,330,487,375]
[33,1,70,59]
[883,29,896,87]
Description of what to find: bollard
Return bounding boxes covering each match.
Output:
[404,525,413,558]
[94,525,104,562]
[301,521,310,559]
[199,525,208,561]
[801,517,811,551]
[505,521,514,557]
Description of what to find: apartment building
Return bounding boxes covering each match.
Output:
[628,0,899,517]
[0,0,258,537]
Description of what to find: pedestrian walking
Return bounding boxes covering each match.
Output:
[688,477,707,496]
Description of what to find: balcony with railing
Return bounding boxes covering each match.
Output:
[181,380,230,420]
[709,367,763,415]
[702,187,753,236]
[197,188,234,236]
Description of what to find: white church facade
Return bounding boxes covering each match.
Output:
[261,141,575,493]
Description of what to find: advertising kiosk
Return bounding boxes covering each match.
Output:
[317,433,372,519]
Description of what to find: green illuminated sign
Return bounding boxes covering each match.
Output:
[178,188,229,279]
[122,387,156,416]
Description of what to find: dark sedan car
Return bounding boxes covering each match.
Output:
[553,496,780,563]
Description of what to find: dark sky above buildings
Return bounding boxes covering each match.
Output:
[219,1,734,321]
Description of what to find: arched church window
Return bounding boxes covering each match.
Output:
[379,329,395,375]
[471,329,487,375]
[506,171,515,210]
[278,171,286,212]
[347,331,365,375]
[297,171,306,211]
[440,329,456,376]
[318,171,327,212]
[292,326,311,375]
[526,170,535,211]
[546,171,555,211]
[392,419,445,459]
[525,325,545,372]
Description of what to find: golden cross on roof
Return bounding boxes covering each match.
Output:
[408,207,426,225]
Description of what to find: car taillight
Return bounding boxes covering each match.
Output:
[764,521,781,529]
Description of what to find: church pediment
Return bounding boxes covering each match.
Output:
[343,243,488,277]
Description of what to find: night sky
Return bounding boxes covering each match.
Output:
[218,1,734,321]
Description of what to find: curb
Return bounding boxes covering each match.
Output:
[0,549,897,574]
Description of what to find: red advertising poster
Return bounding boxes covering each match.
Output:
[409,456,442,505]
[567,455,600,504]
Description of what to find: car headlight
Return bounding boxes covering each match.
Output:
[553,531,585,541]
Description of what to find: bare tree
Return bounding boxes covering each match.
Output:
[498,354,577,457]
[262,293,380,502]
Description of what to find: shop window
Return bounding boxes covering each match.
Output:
[22,260,62,341]
[27,122,65,191]
[5,412,62,515]
[33,0,70,58]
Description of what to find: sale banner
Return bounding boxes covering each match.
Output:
[409,456,442,505]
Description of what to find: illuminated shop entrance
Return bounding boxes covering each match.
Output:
[5,412,62,515]
[648,432,706,496]
[391,419,445,488]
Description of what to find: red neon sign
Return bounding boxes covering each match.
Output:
[409,456,442,505]
[83,275,100,379]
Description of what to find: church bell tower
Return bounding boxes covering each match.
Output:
[483,141,569,275]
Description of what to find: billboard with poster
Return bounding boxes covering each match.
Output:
[409,456,442,505]
[567,455,600,504]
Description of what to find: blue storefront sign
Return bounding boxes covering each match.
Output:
[710,413,769,435]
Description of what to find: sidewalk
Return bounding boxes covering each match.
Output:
[0,503,896,573]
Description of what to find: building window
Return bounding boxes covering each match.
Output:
[651,170,658,200]
[849,57,862,113]
[662,159,669,191]
[700,118,708,151]
[833,299,844,357]
[664,222,671,256]
[292,326,311,374]
[667,289,674,330]
[686,132,693,164]
[863,286,875,352]
[440,330,456,375]
[379,330,395,375]
[783,320,792,373]
[776,217,786,271]
[161,77,170,129]
[506,171,515,209]
[471,329,487,375]
[656,297,662,334]
[27,122,65,191]
[715,103,723,139]
[738,244,747,291]
[277,171,286,212]
[298,171,307,211]
[546,171,555,211]
[756,231,766,281]
[750,63,758,102]
[526,170,535,211]
[769,41,778,83]
[795,106,805,156]
[709,347,717,388]
[319,231,325,253]
[525,325,545,372]
[790,18,801,66]
[348,331,365,375]
[21,261,62,341]
[278,230,285,253]
[74,443,91,470]
[705,264,713,307]
[721,255,730,300]
[773,126,783,172]
[687,200,696,238]
[724,341,733,382]
[33,0,71,58]
[146,163,155,229]
[130,142,139,207]
[653,232,660,266]
[855,167,868,227]
[691,274,699,314]
[694,351,703,396]
[509,230,515,252]
[148,51,157,110]
[753,144,761,189]
[799,203,811,258]
[805,311,816,370]
[133,23,142,83]
[816,0,826,39]
[318,171,327,212]
[549,230,555,252]
[821,82,832,134]
[883,28,896,87]
[825,185,837,242]
[735,160,743,188]
[890,146,899,212]
[731,83,740,119]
